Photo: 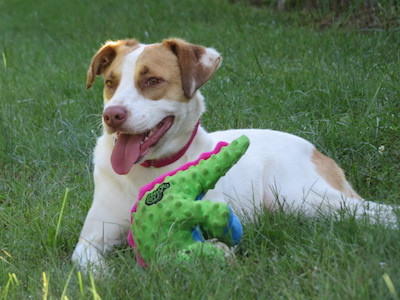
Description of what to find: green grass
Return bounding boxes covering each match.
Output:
[234,0,400,29]
[0,0,399,298]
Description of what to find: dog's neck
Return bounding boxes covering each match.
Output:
[140,120,200,168]
[139,91,206,168]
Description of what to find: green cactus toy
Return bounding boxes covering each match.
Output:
[128,135,250,267]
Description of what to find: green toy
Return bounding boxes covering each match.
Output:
[128,135,250,267]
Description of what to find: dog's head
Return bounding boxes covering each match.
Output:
[86,38,221,174]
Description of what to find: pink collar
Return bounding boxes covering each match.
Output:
[140,121,200,168]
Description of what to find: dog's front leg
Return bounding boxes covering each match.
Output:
[72,170,134,271]
[71,211,128,271]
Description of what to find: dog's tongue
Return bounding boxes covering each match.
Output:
[111,133,143,175]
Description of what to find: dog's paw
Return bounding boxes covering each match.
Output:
[361,201,399,229]
[72,242,108,274]
[206,238,236,263]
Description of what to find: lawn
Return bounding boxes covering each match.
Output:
[0,0,399,299]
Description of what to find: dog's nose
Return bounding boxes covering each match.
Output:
[103,106,127,129]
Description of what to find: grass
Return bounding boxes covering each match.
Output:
[233,0,400,29]
[0,0,399,298]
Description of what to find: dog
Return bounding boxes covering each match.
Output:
[72,38,398,269]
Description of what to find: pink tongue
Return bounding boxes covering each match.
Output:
[111,133,143,175]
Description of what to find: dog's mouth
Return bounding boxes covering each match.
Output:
[111,116,175,175]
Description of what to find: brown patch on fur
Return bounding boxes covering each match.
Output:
[86,39,139,90]
[312,149,361,199]
[135,43,187,102]
[102,71,121,101]
[162,38,221,98]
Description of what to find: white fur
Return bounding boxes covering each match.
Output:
[200,47,221,68]
[72,43,398,270]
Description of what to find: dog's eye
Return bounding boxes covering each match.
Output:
[105,79,114,88]
[145,77,164,87]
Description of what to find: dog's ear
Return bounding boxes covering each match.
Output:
[86,41,120,89]
[162,38,222,99]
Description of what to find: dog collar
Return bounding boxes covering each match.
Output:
[140,121,200,168]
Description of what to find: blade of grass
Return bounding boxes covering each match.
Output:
[0,273,19,300]
[89,272,101,300]
[383,273,399,300]
[77,271,85,299]
[2,52,6,70]
[60,267,75,300]
[42,272,49,300]
[54,188,70,247]
[364,80,383,117]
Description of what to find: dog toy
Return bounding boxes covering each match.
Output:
[128,135,250,267]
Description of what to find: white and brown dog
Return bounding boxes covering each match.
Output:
[72,38,397,269]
